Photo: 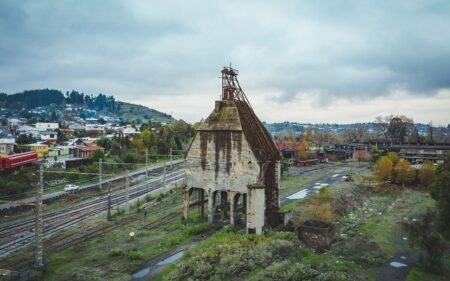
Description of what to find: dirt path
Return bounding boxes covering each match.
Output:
[376,251,421,281]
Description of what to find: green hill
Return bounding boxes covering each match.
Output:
[116,101,174,123]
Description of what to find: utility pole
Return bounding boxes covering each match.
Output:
[145,149,149,178]
[163,161,167,191]
[35,165,44,268]
[99,158,102,191]
[107,173,112,221]
[125,174,130,215]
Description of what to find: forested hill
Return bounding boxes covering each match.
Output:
[0,89,65,109]
[0,88,173,122]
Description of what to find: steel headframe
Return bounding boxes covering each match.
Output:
[221,66,253,110]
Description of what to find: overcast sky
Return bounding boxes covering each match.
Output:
[1,0,449,125]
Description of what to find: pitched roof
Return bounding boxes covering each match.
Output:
[198,99,279,162]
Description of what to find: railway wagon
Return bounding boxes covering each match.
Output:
[0,151,38,170]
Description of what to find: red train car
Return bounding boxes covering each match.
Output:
[0,151,38,170]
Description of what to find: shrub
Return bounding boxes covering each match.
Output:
[394,159,415,187]
[419,160,435,187]
[373,156,393,184]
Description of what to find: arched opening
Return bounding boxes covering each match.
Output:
[228,192,247,227]
[183,187,206,221]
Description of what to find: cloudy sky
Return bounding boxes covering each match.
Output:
[1,0,449,125]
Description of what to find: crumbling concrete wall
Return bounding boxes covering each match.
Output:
[186,130,260,194]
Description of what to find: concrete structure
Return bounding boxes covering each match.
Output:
[390,144,450,164]
[35,122,59,130]
[184,67,281,234]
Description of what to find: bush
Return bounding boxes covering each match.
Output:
[402,209,445,273]
[168,232,303,281]
[419,160,435,187]
[373,156,393,184]
[145,194,155,202]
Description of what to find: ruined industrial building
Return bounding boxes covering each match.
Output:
[183,67,281,234]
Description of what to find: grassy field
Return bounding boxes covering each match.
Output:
[0,186,214,281]
[153,162,450,281]
[3,160,449,280]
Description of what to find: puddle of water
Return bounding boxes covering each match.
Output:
[132,267,151,279]
[132,251,185,279]
[287,190,309,200]
[157,251,184,266]
[400,256,407,260]
[390,261,407,268]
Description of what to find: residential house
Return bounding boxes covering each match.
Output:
[73,146,103,158]
[122,126,139,137]
[0,138,15,156]
[85,124,105,135]
[24,143,49,158]
[35,122,59,130]
[16,125,40,138]
[69,122,85,132]
[7,118,22,131]
[39,131,58,142]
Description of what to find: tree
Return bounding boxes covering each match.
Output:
[92,149,105,161]
[343,125,368,143]
[387,152,399,166]
[430,152,450,237]
[141,129,156,147]
[373,156,393,184]
[394,159,415,187]
[16,133,34,145]
[374,115,392,143]
[419,160,435,187]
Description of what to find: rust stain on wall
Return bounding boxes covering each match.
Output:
[199,131,208,170]
[232,131,242,160]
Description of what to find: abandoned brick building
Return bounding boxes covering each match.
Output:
[183,67,281,234]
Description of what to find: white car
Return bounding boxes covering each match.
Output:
[64,184,79,192]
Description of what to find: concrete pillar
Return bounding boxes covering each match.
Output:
[198,189,205,219]
[229,191,237,225]
[246,184,265,235]
[183,190,190,220]
[207,191,214,224]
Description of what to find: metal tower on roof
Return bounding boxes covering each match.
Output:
[221,65,253,110]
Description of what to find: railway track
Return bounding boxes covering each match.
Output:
[1,206,182,271]
[0,164,182,239]
[0,169,185,257]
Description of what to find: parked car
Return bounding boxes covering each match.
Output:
[64,184,79,191]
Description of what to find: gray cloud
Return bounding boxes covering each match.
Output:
[0,0,449,122]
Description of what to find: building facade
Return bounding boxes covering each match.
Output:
[184,67,281,234]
